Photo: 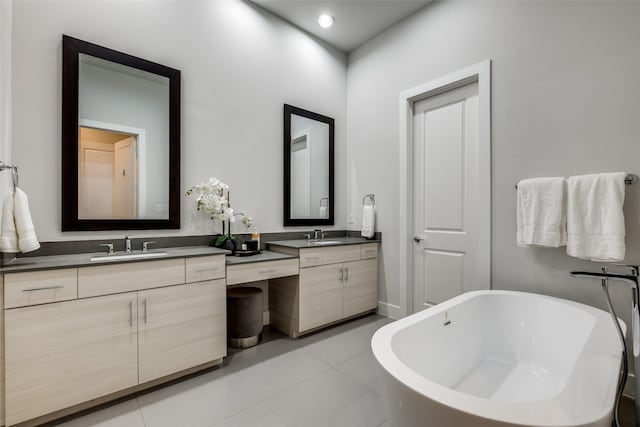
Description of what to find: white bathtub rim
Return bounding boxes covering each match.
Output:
[371,290,623,427]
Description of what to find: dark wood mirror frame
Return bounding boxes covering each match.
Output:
[61,35,181,231]
[283,104,335,227]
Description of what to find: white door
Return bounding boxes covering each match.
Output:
[412,82,480,312]
[78,140,114,219]
[113,136,137,218]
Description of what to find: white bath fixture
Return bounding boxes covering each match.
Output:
[372,290,623,427]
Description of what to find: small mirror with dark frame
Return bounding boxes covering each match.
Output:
[283,104,334,226]
[62,35,181,231]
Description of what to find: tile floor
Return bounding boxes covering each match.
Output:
[54,314,394,427]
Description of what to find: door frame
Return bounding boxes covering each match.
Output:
[79,119,146,217]
[398,60,492,317]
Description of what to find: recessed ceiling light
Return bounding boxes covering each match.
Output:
[318,14,334,28]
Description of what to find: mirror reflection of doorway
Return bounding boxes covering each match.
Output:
[290,132,311,218]
[78,126,139,219]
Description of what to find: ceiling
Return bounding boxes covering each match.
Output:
[250,0,432,53]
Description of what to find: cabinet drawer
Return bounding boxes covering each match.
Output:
[227,258,298,286]
[360,243,379,260]
[4,268,78,309]
[78,258,185,298]
[185,255,225,283]
[299,245,361,267]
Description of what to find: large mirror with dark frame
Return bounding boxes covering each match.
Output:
[283,104,334,226]
[62,35,181,231]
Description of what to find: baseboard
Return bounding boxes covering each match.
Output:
[377,302,401,320]
[624,372,635,399]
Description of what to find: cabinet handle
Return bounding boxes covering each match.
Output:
[22,284,64,292]
[143,299,148,324]
[128,301,133,327]
[340,268,344,282]
[196,267,219,273]
[259,268,275,274]
[345,267,349,282]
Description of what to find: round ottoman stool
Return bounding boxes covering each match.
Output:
[227,287,263,349]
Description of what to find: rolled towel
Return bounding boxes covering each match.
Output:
[516,177,567,247]
[0,192,18,253]
[14,188,40,253]
[566,172,626,262]
[361,204,375,239]
[319,205,328,218]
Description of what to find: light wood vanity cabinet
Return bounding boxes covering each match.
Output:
[298,264,344,331]
[138,279,226,383]
[1,254,227,426]
[4,293,139,425]
[271,242,379,337]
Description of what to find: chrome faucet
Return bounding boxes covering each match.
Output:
[313,229,322,240]
[125,235,133,254]
[570,266,639,294]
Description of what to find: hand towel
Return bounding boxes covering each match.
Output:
[516,177,567,247]
[319,205,328,218]
[14,188,40,253]
[0,193,18,252]
[566,172,626,262]
[361,204,375,239]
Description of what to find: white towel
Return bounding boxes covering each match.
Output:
[516,177,567,247]
[567,172,626,262]
[361,204,375,239]
[14,188,40,253]
[319,205,328,218]
[0,193,18,252]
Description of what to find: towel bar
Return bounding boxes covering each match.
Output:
[363,193,375,206]
[0,160,19,192]
[515,173,638,190]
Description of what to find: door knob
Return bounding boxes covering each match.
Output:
[413,236,423,243]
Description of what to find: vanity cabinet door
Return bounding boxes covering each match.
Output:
[299,264,344,332]
[342,259,378,318]
[4,293,138,425]
[138,279,226,383]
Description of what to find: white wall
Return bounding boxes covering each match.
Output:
[346,1,640,319]
[11,0,347,241]
[0,0,11,195]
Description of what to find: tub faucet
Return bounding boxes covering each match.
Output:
[570,267,639,293]
[125,235,133,254]
[571,264,640,427]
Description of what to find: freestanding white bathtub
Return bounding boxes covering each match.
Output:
[372,290,623,427]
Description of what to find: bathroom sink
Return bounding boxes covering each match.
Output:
[311,241,342,246]
[90,252,170,262]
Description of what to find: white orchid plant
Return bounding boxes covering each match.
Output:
[186,177,252,247]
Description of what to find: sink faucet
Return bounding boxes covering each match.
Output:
[125,235,133,254]
[313,229,322,240]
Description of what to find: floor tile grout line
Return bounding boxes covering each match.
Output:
[135,397,149,427]
[255,362,334,401]
[261,398,295,427]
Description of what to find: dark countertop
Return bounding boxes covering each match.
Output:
[266,237,379,249]
[225,250,297,266]
[0,246,230,274]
